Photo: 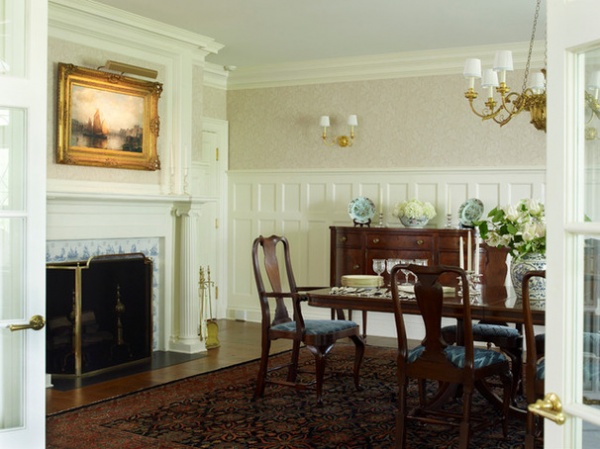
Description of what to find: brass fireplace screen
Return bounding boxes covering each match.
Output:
[46,253,153,377]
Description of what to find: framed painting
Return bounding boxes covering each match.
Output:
[57,63,163,171]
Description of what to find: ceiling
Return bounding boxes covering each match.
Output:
[91,0,547,69]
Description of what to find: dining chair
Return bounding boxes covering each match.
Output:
[391,263,513,449]
[252,234,365,406]
[440,244,524,395]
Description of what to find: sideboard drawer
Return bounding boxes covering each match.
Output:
[334,230,362,247]
[439,235,463,250]
[366,232,433,250]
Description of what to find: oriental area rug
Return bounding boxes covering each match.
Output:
[47,345,538,449]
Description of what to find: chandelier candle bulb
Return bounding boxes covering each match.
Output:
[529,72,546,94]
[493,50,514,84]
[493,50,514,71]
[459,237,464,270]
[463,58,482,89]
[481,69,499,98]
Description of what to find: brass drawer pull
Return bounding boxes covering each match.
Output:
[340,236,347,242]
[417,239,424,245]
[372,238,380,244]
[353,264,360,270]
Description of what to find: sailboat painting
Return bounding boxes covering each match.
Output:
[57,62,162,171]
[71,85,144,152]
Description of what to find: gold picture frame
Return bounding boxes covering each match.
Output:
[57,63,163,171]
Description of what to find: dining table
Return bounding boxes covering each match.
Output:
[305,282,545,419]
[305,284,545,326]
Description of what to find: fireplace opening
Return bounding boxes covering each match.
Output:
[46,253,153,377]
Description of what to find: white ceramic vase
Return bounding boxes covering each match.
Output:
[510,252,547,306]
[400,216,429,228]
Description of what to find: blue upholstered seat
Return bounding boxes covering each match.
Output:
[408,344,509,368]
[272,319,358,335]
[443,323,521,343]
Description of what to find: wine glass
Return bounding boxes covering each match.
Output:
[399,258,413,285]
[372,258,386,279]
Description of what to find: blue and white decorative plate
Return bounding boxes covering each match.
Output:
[458,198,484,227]
[348,197,376,224]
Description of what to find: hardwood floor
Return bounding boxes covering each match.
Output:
[46,319,396,415]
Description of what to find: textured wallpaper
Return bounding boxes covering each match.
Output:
[203,86,227,121]
[227,71,546,170]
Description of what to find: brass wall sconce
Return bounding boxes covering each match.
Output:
[320,114,358,147]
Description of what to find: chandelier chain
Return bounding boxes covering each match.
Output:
[523,0,542,93]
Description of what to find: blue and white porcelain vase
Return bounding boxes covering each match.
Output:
[510,252,547,306]
[400,215,429,228]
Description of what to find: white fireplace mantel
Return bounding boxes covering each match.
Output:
[46,190,213,353]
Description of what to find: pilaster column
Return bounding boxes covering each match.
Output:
[170,202,205,353]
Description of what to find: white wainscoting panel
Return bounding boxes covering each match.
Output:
[228,167,546,340]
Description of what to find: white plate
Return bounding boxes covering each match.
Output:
[458,198,484,227]
[341,274,383,287]
[396,285,456,296]
[348,197,376,224]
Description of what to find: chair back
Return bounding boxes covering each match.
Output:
[252,235,298,327]
[391,264,475,379]
[522,269,546,401]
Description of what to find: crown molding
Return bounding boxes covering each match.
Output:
[203,62,229,89]
[50,0,224,54]
[225,41,546,90]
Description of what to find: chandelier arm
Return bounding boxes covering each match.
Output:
[468,99,506,121]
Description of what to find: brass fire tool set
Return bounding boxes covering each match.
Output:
[198,266,220,349]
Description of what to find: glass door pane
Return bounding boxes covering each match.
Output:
[0,0,26,78]
[0,106,27,430]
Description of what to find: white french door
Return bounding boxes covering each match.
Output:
[0,0,48,448]
[545,0,600,447]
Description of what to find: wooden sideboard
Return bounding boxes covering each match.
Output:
[329,226,476,286]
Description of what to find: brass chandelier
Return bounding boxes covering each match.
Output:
[463,0,546,132]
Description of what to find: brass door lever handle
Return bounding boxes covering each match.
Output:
[528,392,566,425]
[8,315,45,332]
